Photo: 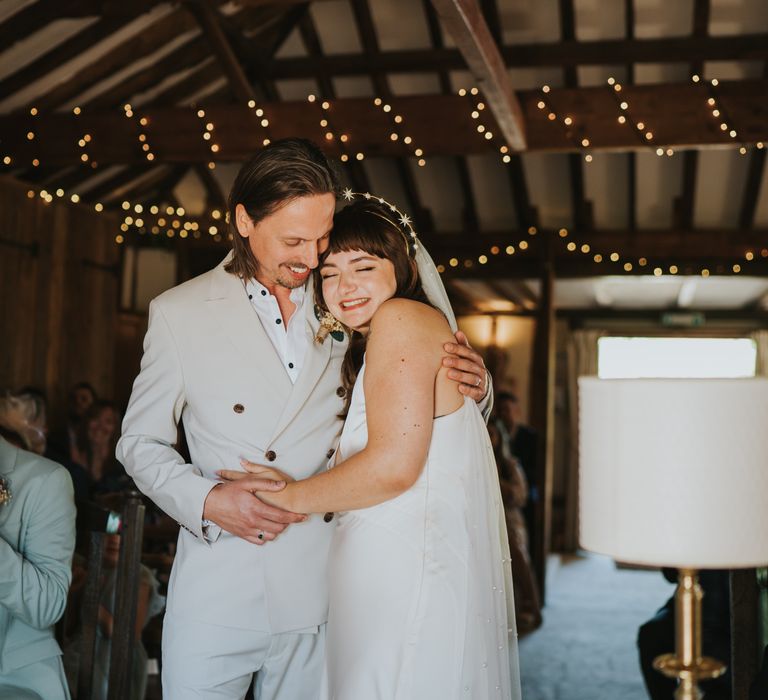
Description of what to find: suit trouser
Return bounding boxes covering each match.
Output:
[162,611,325,700]
[0,655,70,700]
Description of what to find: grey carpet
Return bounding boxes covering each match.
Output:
[519,553,675,700]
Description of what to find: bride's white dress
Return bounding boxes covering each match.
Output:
[321,362,522,700]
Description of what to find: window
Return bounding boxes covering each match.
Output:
[597,337,757,379]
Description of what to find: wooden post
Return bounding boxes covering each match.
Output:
[528,233,556,600]
[78,531,105,700]
[107,493,145,700]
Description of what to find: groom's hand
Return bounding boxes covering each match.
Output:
[443,330,489,401]
[203,479,306,545]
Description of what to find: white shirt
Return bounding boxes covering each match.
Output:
[244,278,309,384]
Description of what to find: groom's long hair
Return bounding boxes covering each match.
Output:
[315,201,434,418]
[226,138,338,280]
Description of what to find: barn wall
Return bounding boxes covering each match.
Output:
[0,175,120,426]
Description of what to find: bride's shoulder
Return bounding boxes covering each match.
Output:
[371,297,448,332]
[368,298,451,355]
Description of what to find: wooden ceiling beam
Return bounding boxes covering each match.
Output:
[0,15,134,102]
[264,33,768,79]
[25,7,203,111]
[183,0,256,103]
[429,0,526,150]
[0,0,85,52]
[5,81,766,167]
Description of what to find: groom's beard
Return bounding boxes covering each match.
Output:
[275,262,313,289]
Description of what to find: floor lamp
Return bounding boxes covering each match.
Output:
[578,377,768,700]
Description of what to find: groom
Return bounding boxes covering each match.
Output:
[116,138,490,699]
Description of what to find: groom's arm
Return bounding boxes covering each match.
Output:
[116,299,303,545]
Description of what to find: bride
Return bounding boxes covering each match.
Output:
[221,195,521,699]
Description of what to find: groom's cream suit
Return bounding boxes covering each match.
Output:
[116,254,347,697]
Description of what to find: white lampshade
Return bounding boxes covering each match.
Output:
[579,377,768,569]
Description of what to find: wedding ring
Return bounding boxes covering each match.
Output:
[475,376,482,388]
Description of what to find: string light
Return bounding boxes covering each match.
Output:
[607,78,666,155]
[373,98,425,166]
[124,103,156,161]
[310,95,358,164]
[537,83,592,162]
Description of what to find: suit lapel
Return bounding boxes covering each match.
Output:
[269,283,344,443]
[204,256,292,395]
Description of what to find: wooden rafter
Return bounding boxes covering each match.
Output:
[0,15,134,102]
[183,0,256,103]
[264,33,768,79]
[6,81,766,168]
[23,7,203,111]
[429,0,526,150]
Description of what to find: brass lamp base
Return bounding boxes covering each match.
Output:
[653,654,727,699]
[652,568,727,700]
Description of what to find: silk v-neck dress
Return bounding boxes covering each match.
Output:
[320,362,522,700]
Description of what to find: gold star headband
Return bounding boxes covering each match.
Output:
[340,187,419,257]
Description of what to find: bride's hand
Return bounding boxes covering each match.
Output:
[217,458,294,485]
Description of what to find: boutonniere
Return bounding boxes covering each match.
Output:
[314,304,346,344]
[0,477,11,507]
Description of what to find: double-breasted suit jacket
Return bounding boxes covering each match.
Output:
[0,437,75,698]
[116,254,348,633]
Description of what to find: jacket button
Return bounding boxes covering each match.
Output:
[265,450,277,462]
[326,448,335,459]
[336,386,346,398]
[324,512,334,522]
[233,403,245,414]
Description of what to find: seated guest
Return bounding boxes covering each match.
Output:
[73,401,130,495]
[49,382,97,466]
[15,387,91,503]
[0,393,76,700]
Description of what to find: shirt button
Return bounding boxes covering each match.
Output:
[248,294,253,300]
[336,386,346,398]
[233,403,245,414]
[326,448,335,459]
[323,512,334,522]
[261,290,267,296]
[288,362,294,369]
[265,450,277,462]
[276,318,282,325]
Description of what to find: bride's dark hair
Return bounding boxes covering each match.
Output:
[314,200,434,417]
